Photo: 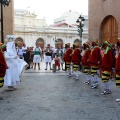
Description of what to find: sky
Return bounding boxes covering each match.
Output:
[14,0,88,25]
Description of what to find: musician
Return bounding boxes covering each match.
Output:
[44,44,53,70]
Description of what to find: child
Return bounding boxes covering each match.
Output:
[54,54,60,70]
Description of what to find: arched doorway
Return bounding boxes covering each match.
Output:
[74,39,82,45]
[36,38,44,49]
[15,37,24,46]
[100,15,118,44]
[55,39,63,48]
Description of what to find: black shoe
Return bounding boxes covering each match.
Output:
[45,68,47,70]
[50,68,52,70]
[0,97,3,100]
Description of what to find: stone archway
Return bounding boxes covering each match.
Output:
[74,39,82,45]
[36,38,44,49]
[15,37,24,46]
[55,39,63,48]
[100,15,118,44]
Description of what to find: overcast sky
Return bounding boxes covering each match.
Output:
[14,0,88,25]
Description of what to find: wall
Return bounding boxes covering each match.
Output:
[0,0,14,42]
[89,0,120,43]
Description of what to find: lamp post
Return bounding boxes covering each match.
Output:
[76,15,85,42]
[0,0,10,43]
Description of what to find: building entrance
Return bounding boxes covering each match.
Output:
[101,15,118,44]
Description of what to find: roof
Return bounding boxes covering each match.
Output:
[54,23,73,27]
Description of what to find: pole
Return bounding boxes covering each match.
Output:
[79,23,82,42]
[1,1,4,43]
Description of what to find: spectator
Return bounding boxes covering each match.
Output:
[30,47,34,69]
[22,43,27,61]
[26,47,30,69]
[17,45,23,59]
[56,46,64,70]
[54,54,60,70]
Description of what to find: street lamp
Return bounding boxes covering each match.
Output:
[76,15,85,41]
[0,0,10,43]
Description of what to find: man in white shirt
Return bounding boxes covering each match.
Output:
[44,44,53,70]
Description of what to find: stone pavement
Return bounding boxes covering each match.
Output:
[0,61,120,120]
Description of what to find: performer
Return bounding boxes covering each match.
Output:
[71,43,81,80]
[4,35,28,91]
[115,38,120,101]
[89,39,101,89]
[82,41,91,84]
[0,43,8,100]
[44,44,53,70]
[33,44,42,70]
[63,43,72,77]
[101,41,115,95]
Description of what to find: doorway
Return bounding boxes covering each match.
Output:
[101,15,118,44]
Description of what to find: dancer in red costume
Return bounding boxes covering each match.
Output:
[82,41,91,84]
[0,43,8,100]
[115,38,120,101]
[101,41,115,95]
[89,39,101,89]
[71,43,82,80]
[63,43,72,77]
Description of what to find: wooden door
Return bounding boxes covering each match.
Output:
[102,16,118,44]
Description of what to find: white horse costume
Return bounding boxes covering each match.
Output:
[4,35,28,87]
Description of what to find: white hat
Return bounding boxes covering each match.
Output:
[6,35,15,42]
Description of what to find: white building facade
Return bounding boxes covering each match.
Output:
[14,9,88,49]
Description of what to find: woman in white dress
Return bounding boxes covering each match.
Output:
[4,35,28,91]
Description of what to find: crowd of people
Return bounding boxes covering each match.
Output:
[0,35,120,103]
[16,43,65,71]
